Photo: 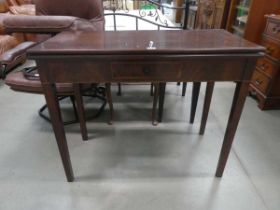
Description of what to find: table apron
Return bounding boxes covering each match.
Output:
[37,58,254,84]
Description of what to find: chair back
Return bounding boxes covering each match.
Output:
[35,0,104,21]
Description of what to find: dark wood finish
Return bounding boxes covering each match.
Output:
[152,83,159,126]
[29,30,264,56]
[249,15,280,109]
[117,82,121,96]
[42,83,74,182]
[196,0,227,29]
[182,82,187,96]
[226,0,280,44]
[199,82,215,135]
[216,81,249,177]
[190,82,201,124]
[111,62,182,81]
[150,83,154,96]
[73,84,88,141]
[29,30,264,181]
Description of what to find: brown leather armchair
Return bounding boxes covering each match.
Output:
[2,0,113,140]
[5,0,35,15]
[3,0,104,34]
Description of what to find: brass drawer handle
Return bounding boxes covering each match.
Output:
[260,63,268,70]
[272,26,280,34]
[266,46,275,54]
[255,79,263,85]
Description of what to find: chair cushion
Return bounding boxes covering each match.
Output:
[5,70,85,94]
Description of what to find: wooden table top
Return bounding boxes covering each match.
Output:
[28,29,265,56]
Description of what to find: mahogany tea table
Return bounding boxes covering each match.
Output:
[28,30,265,182]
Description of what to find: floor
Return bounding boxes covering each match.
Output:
[0,68,280,210]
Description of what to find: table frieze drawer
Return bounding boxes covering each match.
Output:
[111,62,182,81]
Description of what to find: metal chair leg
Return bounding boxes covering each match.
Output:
[39,96,79,125]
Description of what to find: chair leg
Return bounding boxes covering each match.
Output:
[152,83,159,126]
[70,95,78,120]
[182,82,187,96]
[190,82,201,124]
[158,82,166,123]
[199,82,214,135]
[117,83,122,96]
[105,83,114,125]
[73,84,88,141]
[150,83,154,96]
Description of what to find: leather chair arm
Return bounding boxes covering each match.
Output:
[0,41,36,65]
[3,15,78,33]
[0,41,36,78]
[72,18,105,32]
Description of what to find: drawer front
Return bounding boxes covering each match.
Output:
[256,57,279,77]
[111,62,182,81]
[251,70,271,93]
[265,20,280,41]
[261,37,280,60]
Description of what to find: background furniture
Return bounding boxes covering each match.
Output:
[249,15,280,109]
[4,64,111,140]
[2,0,113,139]
[5,0,35,15]
[187,4,198,29]
[196,0,229,29]
[226,0,280,44]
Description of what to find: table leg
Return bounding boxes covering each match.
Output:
[73,84,88,141]
[190,82,201,124]
[42,84,74,182]
[117,83,122,96]
[182,82,187,96]
[199,82,215,135]
[158,82,166,122]
[150,83,154,96]
[215,82,249,177]
[152,83,159,126]
[105,83,114,125]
